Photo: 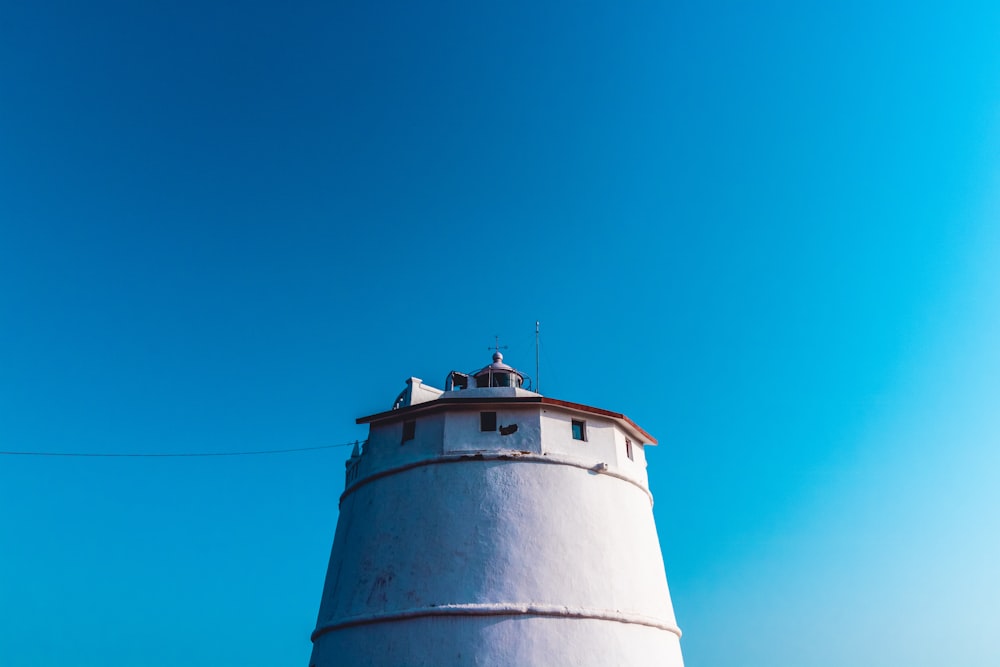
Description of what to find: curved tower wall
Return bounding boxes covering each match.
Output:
[310,388,684,667]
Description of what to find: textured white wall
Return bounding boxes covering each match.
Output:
[406,378,444,406]
[313,401,684,666]
[311,614,681,667]
[350,407,649,494]
[539,409,616,455]
[358,413,446,476]
[535,410,650,487]
[443,407,542,454]
[612,423,650,483]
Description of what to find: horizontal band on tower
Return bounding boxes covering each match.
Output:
[311,602,682,642]
[339,452,654,506]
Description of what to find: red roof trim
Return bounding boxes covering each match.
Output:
[356,396,658,445]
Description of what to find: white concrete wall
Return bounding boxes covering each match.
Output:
[612,424,650,488]
[443,407,542,454]
[358,413,446,479]
[538,410,649,487]
[407,378,444,406]
[312,440,683,667]
[351,406,648,491]
[540,409,615,460]
[311,614,682,667]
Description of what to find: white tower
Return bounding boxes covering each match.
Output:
[309,353,684,666]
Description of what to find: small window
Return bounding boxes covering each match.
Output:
[480,411,497,432]
[401,420,415,443]
[625,438,633,461]
[571,419,586,441]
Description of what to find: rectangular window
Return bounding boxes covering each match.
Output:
[401,420,415,443]
[625,438,633,461]
[480,411,497,432]
[571,419,586,441]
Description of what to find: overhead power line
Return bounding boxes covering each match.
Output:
[0,440,364,458]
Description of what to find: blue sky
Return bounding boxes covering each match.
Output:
[2,1,999,665]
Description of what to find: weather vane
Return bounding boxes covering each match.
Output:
[488,335,508,355]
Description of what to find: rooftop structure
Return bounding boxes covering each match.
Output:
[309,352,684,666]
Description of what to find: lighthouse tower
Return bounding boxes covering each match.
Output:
[309,352,684,666]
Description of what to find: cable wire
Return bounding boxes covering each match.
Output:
[0,440,364,458]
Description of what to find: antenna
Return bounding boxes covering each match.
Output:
[535,321,540,394]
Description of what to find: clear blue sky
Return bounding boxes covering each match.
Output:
[2,2,999,665]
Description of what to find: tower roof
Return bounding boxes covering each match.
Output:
[471,350,526,389]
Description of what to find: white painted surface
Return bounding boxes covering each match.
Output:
[312,615,681,667]
[442,407,542,454]
[313,368,683,667]
[401,377,445,406]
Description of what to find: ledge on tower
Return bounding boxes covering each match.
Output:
[391,377,444,410]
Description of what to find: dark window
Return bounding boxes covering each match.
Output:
[625,438,633,461]
[477,372,511,387]
[571,420,586,441]
[402,420,415,443]
[449,372,469,390]
[480,411,497,432]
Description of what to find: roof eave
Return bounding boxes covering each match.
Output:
[356,396,658,446]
